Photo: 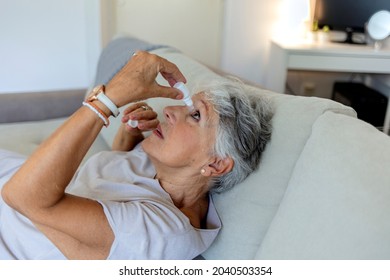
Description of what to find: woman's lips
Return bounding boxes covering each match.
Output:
[153,124,164,139]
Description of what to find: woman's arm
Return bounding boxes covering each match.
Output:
[1,52,185,259]
[3,105,114,259]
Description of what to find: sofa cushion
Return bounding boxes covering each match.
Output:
[255,112,390,259]
[201,92,356,260]
[94,36,171,87]
[0,89,85,123]
[0,118,110,161]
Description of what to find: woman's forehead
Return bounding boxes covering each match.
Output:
[193,92,212,107]
[193,92,212,110]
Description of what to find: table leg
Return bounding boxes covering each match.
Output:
[384,98,390,135]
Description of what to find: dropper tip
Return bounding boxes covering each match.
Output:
[127,119,138,128]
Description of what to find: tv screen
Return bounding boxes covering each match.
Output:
[314,0,390,44]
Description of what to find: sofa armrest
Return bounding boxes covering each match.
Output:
[0,89,86,123]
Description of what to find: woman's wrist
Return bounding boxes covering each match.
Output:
[91,100,113,119]
[112,125,144,151]
[105,82,136,109]
[86,85,121,118]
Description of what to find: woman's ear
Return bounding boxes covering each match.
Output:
[204,157,234,177]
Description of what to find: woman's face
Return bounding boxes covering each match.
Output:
[142,93,219,170]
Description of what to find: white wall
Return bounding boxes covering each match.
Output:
[0,0,101,94]
[2,0,388,97]
[220,0,277,86]
[113,0,224,68]
[110,0,314,88]
[0,0,306,94]
[0,0,224,94]
[220,0,310,86]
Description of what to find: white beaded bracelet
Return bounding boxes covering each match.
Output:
[82,101,109,127]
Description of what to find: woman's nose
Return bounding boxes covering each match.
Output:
[163,106,186,124]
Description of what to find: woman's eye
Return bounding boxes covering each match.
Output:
[191,110,201,121]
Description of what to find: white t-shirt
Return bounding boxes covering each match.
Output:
[0,145,221,259]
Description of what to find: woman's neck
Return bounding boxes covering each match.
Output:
[154,168,209,208]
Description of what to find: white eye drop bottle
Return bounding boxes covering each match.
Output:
[127,119,138,128]
[174,82,194,110]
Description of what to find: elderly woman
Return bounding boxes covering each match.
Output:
[0,52,272,260]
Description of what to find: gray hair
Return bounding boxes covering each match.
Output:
[193,77,273,193]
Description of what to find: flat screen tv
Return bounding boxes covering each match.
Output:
[314,0,390,44]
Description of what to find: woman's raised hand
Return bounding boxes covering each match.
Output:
[122,102,159,133]
[105,51,186,108]
[112,102,159,151]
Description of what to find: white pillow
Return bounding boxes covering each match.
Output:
[256,112,390,259]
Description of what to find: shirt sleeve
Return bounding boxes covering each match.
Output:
[98,199,204,260]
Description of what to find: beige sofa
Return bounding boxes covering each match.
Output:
[1,37,390,259]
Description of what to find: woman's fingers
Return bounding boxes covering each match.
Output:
[106,52,186,106]
[121,102,159,131]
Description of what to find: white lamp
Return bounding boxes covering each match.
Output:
[366,10,390,50]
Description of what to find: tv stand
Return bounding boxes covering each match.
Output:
[265,38,390,134]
